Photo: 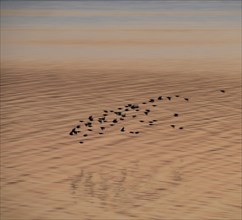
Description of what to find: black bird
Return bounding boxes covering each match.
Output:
[144,109,150,115]
[184,98,189,101]
[125,109,129,111]
[152,105,157,107]
[110,124,114,126]
[79,120,84,122]
[118,107,123,110]
[114,112,122,116]
[171,125,175,128]
[103,114,108,117]
[149,123,154,126]
[76,125,80,128]
[120,118,124,121]
[110,110,114,112]
[174,113,179,117]
[175,95,180,97]
[135,131,139,134]
[88,116,93,121]
[88,129,92,131]
[136,109,140,111]
[100,127,105,130]
[99,132,103,135]
[179,127,184,130]
[121,127,125,132]
[140,120,144,123]
[158,96,163,100]
[83,134,88,137]
[167,96,172,100]
[79,141,84,144]
[132,115,137,118]
[220,89,225,93]
[113,119,118,123]
[104,110,108,113]
[149,99,155,103]
[85,122,92,127]
[131,104,139,109]
[153,120,157,122]
[122,114,126,117]
[142,102,147,104]
[70,128,77,135]
[130,131,134,134]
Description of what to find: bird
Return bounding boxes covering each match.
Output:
[98,119,103,123]
[152,105,157,107]
[167,96,172,100]
[184,98,189,101]
[142,102,147,104]
[69,128,77,135]
[88,116,93,121]
[76,125,80,128]
[220,89,225,93]
[149,99,155,103]
[103,114,108,117]
[158,96,162,100]
[144,109,150,115]
[136,109,139,111]
[113,119,118,123]
[110,110,114,112]
[99,132,103,135]
[100,127,105,130]
[103,110,108,113]
[79,141,84,144]
[171,125,175,128]
[83,134,88,137]
[153,120,157,122]
[130,131,134,134]
[135,131,139,134]
[125,109,129,111]
[118,107,123,110]
[88,129,92,131]
[85,122,92,127]
[175,95,180,97]
[110,124,114,126]
[140,120,144,123]
[174,113,179,117]
[120,118,124,121]
[132,115,137,118]
[121,127,125,132]
[179,127,184,130]
[79,120,84,123]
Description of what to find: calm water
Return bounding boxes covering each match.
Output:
[1,0,241,63]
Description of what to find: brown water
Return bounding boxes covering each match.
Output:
[1,1,241,219]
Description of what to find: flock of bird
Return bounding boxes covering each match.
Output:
[69,90,225,144]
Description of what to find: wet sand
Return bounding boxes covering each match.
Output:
[1,59,241,220]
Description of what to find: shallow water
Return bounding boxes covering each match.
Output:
[1,1,241,220]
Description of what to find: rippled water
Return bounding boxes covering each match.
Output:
[1,1,241,220]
